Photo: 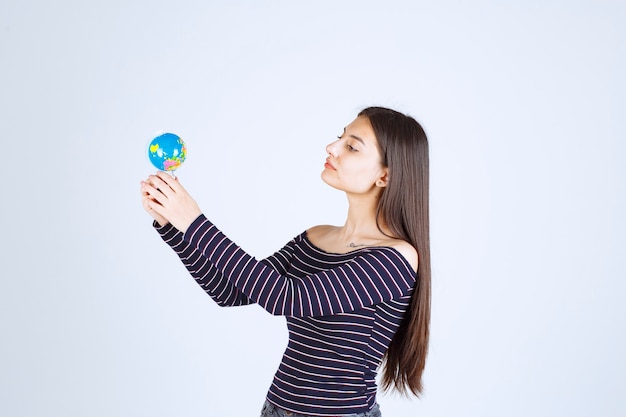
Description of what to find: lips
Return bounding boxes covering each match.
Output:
[324,158,336,170]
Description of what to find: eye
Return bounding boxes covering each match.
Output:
[346,144,358,152]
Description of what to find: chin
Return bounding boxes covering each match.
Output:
[321,171,341,190]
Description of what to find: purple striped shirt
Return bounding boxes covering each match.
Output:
[156,215,416,416]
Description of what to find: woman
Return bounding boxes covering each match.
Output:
[140,106,431,417]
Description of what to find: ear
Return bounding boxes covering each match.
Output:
[375,169,389,188]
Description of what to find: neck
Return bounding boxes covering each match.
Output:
[338,193,386,242]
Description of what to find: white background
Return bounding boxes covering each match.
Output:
[1,1,624,416]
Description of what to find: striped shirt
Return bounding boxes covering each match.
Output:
[156,215,416,416]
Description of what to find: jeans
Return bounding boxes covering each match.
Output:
[260,400,382,417]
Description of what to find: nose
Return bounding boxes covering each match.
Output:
[326,138,341,157]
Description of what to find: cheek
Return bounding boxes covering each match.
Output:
[355,162,384,183]
[346,164,383,191]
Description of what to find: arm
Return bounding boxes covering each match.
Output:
[156,221,297,307]
[140,173,415,317]
[184,215,416,317]
[156,221,253,306]
[142,174,253,306]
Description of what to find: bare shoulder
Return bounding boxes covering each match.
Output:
[305,225,344,254]
[306,224,336,240]
[386,240,419,273]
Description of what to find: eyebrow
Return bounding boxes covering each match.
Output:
[342,128,366,146]
[349,135,366,145]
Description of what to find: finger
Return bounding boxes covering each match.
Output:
[142,181,168,206]
[140,180,155,195]
[147,197,168,218]
[141,179,159,195]
[148,175,174,198]
[156,171,185,194]
[155,172,177,189]
[142,195,156,212]
[142,192,162,206]
[142,195,156,214]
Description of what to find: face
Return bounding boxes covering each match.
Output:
[321,116,388,195]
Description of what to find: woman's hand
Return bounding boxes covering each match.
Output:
[140,172,202,233]
[140,181,169,227]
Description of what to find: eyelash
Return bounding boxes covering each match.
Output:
[337,135,358,152]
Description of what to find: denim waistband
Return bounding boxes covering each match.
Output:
[260,400,382,417]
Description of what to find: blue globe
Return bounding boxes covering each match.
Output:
[148,133,187,172]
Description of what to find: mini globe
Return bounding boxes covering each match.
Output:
[148,133,186,172]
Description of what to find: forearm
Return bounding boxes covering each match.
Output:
[156,221,253,307]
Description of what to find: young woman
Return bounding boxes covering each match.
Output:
[140,106,431,417]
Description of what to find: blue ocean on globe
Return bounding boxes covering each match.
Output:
[148,133,186,171]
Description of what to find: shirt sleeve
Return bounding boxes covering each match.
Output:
[155,221,298,307]
[183,215,417,317]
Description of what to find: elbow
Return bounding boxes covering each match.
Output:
[214,299,232,308]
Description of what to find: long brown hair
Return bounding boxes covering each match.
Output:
[358,106,431,396]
